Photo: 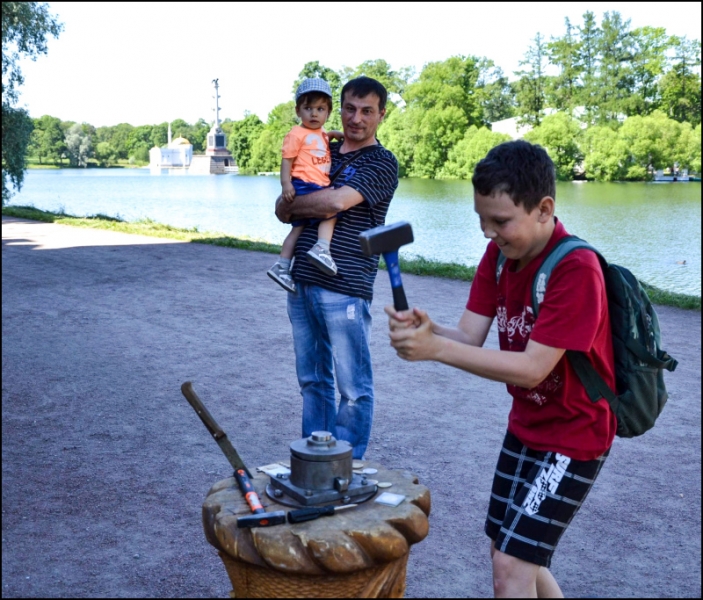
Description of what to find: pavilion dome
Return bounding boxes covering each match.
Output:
[169,136,191,147]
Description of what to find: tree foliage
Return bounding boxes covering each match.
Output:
[29,114,65,164]
[64,124,92,167]
[2,1,62,202]
[660,37,702,124]
[223,112,264,173]
[15,12,702,184]
[524,113,584,180]
[515,33,549,126]
[440,126,512,179]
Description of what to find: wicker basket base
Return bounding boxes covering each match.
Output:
[220,551,409,598]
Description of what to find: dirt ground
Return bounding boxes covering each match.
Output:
[2,216,701,599]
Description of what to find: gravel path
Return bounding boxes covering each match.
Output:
[2,216,700,598]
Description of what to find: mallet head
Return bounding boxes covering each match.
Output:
[359,221,414,257]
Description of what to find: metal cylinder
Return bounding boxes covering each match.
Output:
[289,431,352,491]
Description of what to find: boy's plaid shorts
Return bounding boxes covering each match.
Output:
[485,430,609,567]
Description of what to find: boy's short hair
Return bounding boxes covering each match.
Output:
[295,92,333,113]
[472,140,556,212]
[341,77,388,112]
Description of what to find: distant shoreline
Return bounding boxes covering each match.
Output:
[2,205,700,310]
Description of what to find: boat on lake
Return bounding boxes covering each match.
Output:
[653,168,691,182]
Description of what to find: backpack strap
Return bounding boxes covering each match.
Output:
[532,236,602,318]
[495,252,506,284]
[566,349,618,405]
[530,236,617,405]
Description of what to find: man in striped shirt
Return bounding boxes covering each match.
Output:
[275,77,399,459]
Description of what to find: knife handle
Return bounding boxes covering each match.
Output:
[181,381,225,439]
[287,505,335,523]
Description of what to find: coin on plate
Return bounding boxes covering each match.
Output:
[377,482,393,489]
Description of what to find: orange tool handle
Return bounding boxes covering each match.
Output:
[234,469,264,514]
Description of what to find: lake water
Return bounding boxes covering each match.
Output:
[8,169,701,296]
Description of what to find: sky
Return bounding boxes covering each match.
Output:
[13,1,703,128]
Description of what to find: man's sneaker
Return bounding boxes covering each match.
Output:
[267,262,296,293]
[306,243,338,276]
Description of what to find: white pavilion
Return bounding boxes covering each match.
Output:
[149,124,193,168]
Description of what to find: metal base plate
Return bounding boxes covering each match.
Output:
[266,473,378,507]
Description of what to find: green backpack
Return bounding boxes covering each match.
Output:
[496,236,678,438]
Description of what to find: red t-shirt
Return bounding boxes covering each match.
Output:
[467,219,617,460]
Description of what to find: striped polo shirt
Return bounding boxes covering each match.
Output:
[290,140,399,300]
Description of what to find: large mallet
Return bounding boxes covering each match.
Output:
[359,221,414,311]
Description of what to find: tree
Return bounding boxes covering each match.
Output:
[151,122,168,149]
[344,58,413,115]
[396,55,484,177]
[376,108,418,177]
[659,36,701,125]
[576,11,601,124]
[524,113,584,180]
[594,12,634,123]
[514,33,549,126]
[404,55,484,126]
[64,123,92,167]
[688,124,702,173]
[170,119,190,140]
[628,27,670,115]
[29,114,65,164]
[249,101,297,173]
[225,112,264,173]
[582,125,628,181]
[440,126,511,179]
[676,122,700,172]
[190,118,210,153]
[2,2,62,202]
[476,59,514,124]
[95,123,134,160]
[546,18,582,114]
[618,111,686,179]
[94,141,117,167]
[410,105,468,177]
[126,125,153,157]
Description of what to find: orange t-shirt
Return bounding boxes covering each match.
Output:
[281,125,331,187]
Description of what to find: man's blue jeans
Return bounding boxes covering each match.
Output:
[287,283,374,459]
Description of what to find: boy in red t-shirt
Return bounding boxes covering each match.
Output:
[386,140,616,598]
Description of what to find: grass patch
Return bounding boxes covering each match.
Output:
[1,205,282,253]
[382,255,477,281]
[640,282,701,311]
[3,205,699,311]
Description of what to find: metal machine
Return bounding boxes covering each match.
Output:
[266,431,377,506]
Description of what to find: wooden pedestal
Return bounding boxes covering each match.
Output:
[202,461,431,598]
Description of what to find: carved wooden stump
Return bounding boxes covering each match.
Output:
[202,461,431,598]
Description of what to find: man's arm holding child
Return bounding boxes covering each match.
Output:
[276,185,364,223]
[386,306,565,389]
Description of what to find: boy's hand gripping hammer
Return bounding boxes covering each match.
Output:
[359,221,414,310]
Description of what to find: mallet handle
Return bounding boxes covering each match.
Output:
[392,286,409,312]
[234,468,265,513]
[233,469,286,528]
[383,250,409,311]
